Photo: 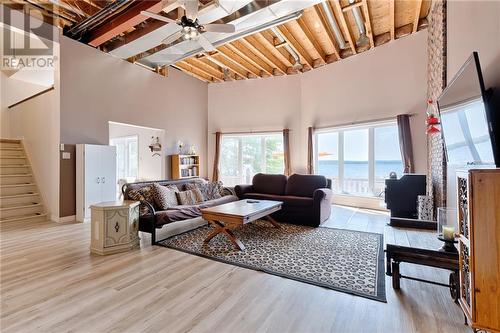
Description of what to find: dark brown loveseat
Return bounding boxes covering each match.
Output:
[234,173,333,227]
[123,178,238,245]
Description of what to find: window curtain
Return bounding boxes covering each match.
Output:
[283,129,291,176]
[397,114,414,173]
[212,131,221,181]
[307,126,314,174]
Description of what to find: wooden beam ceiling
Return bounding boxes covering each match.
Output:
[21,0,430,82]
[389,0,395,40]
[313,6,341,61]
[295,17,327,64]
[331,0,357,55]
[412,0,423,33]
[361,0,375,49]
[175,0,429,82]
[86,0,165,47]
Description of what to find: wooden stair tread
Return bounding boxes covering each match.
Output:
[0,183,36,188]
[0,147,23,151]
[0,213,47,223]
[0,193,38,199]
[0,203,42,211]
[0,174,32,177]
[0,139,21,144]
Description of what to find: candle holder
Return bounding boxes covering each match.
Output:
[437,207,458,253]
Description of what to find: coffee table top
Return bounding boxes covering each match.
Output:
[201,199,282,223]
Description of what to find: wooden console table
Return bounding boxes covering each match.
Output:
[386,244,459,301]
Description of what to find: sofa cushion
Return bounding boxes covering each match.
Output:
[185,181,223,201]
[200,195,238,208]
[285,174,328,197]
[252,173,287,195]
[127,186,155,216]
[152,183,179,210]
[155,195,238,226]
[155,206,201,226]
[242,193,313,207]
[176,188,204,205]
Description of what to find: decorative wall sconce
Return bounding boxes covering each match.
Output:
[149,136,162,157]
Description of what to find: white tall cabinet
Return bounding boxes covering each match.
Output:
[76,144,117,222]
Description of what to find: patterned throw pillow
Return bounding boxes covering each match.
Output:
[127,186,155,216]
[185,181,223,201]
[152,183,179,210]
[176,188,204,205]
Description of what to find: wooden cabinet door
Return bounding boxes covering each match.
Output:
[84,145,103,220]
[104,209,129,247]
[100,145,117,202]
[470,171,500,329]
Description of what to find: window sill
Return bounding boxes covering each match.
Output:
[332,193,387,211]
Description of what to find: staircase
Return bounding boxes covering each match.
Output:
[0,139,47,223]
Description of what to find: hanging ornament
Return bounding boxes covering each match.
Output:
[426,99,441,134]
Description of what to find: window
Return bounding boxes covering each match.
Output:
[315,122,403,196]
[219,133,284,186]
[110,135,139,182]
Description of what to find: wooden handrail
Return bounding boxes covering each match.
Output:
[8,86,55,109]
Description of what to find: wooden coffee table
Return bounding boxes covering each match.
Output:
[201,199,282,251]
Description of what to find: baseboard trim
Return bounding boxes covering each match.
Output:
[58,215,76,223]
[389,217,437,230]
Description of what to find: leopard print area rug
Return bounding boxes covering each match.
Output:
[159,220,386,302]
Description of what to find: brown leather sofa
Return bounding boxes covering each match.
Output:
[123,178,237,245]
[235,173,333,227]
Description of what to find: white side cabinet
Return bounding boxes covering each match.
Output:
[76,144,117,222]
[90,201,140,255]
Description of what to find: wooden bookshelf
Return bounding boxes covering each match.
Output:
[171,154,200,180]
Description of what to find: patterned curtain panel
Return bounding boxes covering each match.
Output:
[307,127,315,174]
[283,129,291,176]
[213,131,222,181]
[397,114,415,173]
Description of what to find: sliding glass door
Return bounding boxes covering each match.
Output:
[315,122,403,196]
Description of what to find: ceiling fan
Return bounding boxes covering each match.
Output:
[141,0,236,52]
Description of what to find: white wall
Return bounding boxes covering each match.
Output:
[447,0,500,89]
[60,36,209,178]
[0,73,10,138]
[1,72,53,138]
[108,122,165,181]
[208,75,302,176]
[208,30,429,176]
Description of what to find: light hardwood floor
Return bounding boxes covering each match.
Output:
[1,206,469,333]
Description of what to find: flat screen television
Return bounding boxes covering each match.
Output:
[437,52,500,167]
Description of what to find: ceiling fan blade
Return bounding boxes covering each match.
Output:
[197,34,216,52]
[161,29,184,45]
[203,23,236,33]
[141,11,177,24]
[184,0,199,21]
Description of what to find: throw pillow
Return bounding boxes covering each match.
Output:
[176,188,204,205]
[152,183,179,210]
[185,181,223,201]
[127,186,155,216]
